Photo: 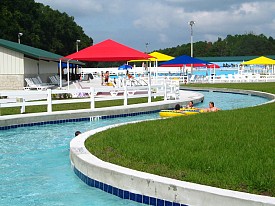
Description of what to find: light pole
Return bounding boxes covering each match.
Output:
[18,33,23,44]
[188,21,195,57]
[75,40,81,79]
[145,42,149,53]
[76,39,81,52]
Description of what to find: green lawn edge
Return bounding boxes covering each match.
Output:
[85,82,275,197]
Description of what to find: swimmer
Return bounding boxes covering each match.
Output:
[186,101,194,108]
[204,101,220,112]
[75,131,81,136]
[174,104,181,110]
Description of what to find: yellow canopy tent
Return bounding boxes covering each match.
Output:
[128,51,174,62]
[241,56,275,65]
[241,56,275,75]
[128,52,175,77]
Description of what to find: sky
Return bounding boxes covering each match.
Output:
[35,0,275,52]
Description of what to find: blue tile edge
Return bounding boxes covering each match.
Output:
[73,166,188,206]
[0,110,160,130]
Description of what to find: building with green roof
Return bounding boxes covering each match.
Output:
[0,39,83,90]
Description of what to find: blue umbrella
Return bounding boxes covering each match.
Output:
[118,64,132,70]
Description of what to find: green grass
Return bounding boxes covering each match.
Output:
[85,82,275,196]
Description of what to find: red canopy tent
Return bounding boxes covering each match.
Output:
[60,39,152,88]
[62,39,152,62]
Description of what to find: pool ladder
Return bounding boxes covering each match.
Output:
[90,116,101,121]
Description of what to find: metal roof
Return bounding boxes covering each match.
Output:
[198,55,275,62]
[0,39,84,65]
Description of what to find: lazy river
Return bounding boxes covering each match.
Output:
[0,91,269,206]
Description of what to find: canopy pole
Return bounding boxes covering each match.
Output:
[156,59,158,80]
[67,61,70,90]
[59,60,62,88]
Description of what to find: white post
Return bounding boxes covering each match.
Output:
[20,98,25,113]
[213,65,216,83]
[209,68,212,83]
[67,61,70,90]
[47,89,52,112]
[90,87,95,109]
[148,75,152,103]
[124,86,128,106]
[164,81,167,100]
[59,60,62,88]
[155,59,158,80]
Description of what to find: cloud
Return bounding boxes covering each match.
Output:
[35,0,275,51]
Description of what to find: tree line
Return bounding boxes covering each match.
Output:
[157,33,275,57]
[0,0,93,56]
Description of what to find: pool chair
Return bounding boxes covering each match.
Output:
[72,82,92,98]
[31,76,54,88]
[24,78,53,90]
[50,75,68,86]
[219,74,228,83]
[227,74,235,82]
[35,76,55,87]
[189,75,196,83]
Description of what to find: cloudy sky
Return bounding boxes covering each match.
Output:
[35,0,275,52]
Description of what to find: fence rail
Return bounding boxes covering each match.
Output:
[0,81,179,114]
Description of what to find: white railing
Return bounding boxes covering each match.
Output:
[0,81,180,114]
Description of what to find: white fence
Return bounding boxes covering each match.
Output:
[0,81,180,114]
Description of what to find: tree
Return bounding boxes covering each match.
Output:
[155,33,275,57]
[0,0,93,55]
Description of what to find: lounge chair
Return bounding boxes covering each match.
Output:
[36,76,54,87]
[72,82,91,98]
[50,75,68,86]
[24,78,53,90]
[32,77,54,87]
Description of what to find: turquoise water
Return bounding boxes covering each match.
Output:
[0,91,269,206]
[192,91,268,110]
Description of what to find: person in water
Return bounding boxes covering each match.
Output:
[186,101,194,108]
[75,131,81,136]
[204,101,220,112]
[174,104,181,110]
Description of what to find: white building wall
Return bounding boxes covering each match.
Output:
[0,46,24,74]
[39,60,58,74]
[0,46,59,89]
[24,57,39,75]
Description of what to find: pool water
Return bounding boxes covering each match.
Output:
[0,91,269,206]
[193,91,268,110]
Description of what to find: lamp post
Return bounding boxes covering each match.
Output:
[188,21,195,57]
[145,42,149,53]
[18,33,23,44]
[76,39,81,52]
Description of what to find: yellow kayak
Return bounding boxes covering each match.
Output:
[159,108,204,118]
